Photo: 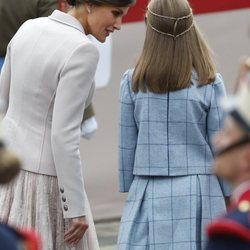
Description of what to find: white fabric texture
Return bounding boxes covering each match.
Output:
[81,117,98,140]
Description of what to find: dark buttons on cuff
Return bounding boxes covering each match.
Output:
[62,196,66,202]
[63,205,68,211]
[60,187,64,193]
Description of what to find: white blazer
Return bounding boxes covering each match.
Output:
[0,10,99,219]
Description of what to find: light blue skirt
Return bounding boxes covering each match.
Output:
[118,175,226,250]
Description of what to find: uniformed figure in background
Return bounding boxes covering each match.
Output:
[206,57,250,250]
[0,0,98,139]
[0,0,60,58]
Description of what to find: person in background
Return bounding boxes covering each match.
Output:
[0,59,4,70]
[0,0,135,249]
[0,0,60,62]
[118,0,230,249]
[0,223,40,250]
[0,0,98,140]
[234,57,250,91]
[206,57,250,250]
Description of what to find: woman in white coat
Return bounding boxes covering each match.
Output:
[0,0,134,249]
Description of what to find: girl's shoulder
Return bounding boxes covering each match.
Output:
[191,70,224,88]
[119,69,135,102]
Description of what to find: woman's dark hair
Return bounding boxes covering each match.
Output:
[67,0,76,5]
[66,0,134,7]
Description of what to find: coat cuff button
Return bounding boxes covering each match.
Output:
[63,205,68,211]
[62,196,66,202]
[60,187,64,193]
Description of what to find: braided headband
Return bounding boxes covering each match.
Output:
[147,7,194,39]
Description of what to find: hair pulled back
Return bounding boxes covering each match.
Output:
[66,0,134,7]
[132,0,216,93]
[66,0,77,6]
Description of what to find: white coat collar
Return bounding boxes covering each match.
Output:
[49,10,85,34]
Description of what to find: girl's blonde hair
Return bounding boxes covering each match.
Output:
[132,0,216,93]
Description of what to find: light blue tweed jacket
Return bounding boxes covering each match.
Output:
[119,69,229,193]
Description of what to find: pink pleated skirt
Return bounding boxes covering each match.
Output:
[0,170,100,250]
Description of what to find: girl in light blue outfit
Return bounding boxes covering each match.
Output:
[118,0,230,249]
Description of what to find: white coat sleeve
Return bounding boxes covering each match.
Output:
[51,42,99,218]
